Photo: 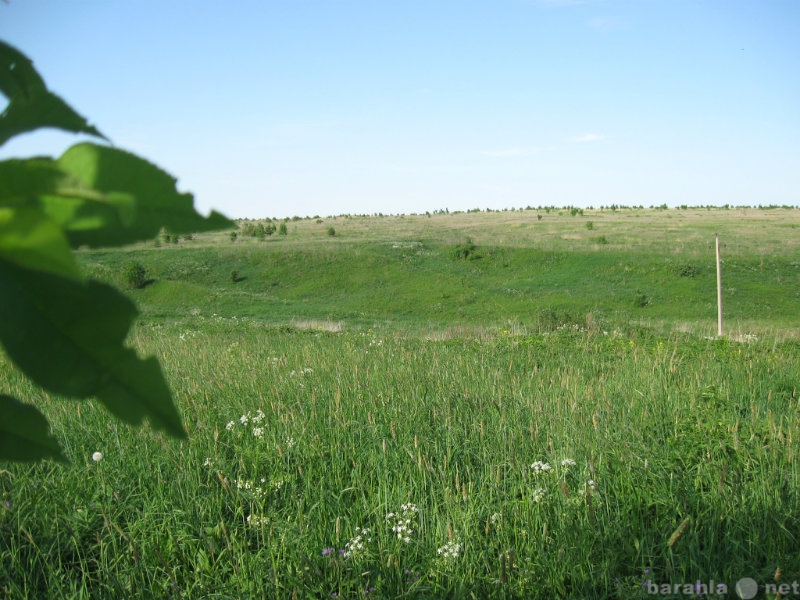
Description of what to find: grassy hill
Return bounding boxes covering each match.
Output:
[79,206,800,338]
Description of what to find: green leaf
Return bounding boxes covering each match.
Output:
[0,40,106,146]
[0,259,186,438]
[0,157,65,203]
[39,143,233,247]
[0,394,66,462]
[0,205,83,280]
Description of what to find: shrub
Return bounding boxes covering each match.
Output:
[123,262,147,290]
[451,237,480,261]
[586,221,594,230]
[677,264,701,278]
[327,226,336,237]
[278,223,288,236]
[633,290,650,307]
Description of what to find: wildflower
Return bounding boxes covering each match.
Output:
[247,514,269,528]
[322,547,336,556]
[203,457,214,467]
[386,503,419,543]
[585,479,598,492]
[91,452,103,462]
[532,487,546,503]
[530,461,552,473]
[343,527,372,559]
[285,436,297,449]
[225,420,235,430]
[252,427,264,439]
[560,458,576,467]
[239,413,250,425]
[437,541,462,560]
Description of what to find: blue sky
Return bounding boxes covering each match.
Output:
[1,1,798,219]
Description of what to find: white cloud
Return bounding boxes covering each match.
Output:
[572,133,603,142]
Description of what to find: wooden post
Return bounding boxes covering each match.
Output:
[716,234,723,337]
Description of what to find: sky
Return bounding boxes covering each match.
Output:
[1,0,799,219]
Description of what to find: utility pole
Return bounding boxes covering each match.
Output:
[716,234,723,337]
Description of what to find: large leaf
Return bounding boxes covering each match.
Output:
[0,40,106,146]
[0,394,66,462]
[0,157,65,203]
[0,259,186,438]
[0,205,83,280]
[37,143,233,247]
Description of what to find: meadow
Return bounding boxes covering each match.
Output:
[1,206,799,598]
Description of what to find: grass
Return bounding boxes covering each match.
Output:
[2,207,800,598]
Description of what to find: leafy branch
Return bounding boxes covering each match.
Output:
[0,40,234,462]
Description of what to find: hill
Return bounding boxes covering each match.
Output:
[78,206,800,338]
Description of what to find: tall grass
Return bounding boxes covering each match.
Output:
[3,320,799,598]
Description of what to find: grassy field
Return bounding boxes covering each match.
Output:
[1,207,800,598]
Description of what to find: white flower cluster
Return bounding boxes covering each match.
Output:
[386,503,419,544]
[235,476,283,499]
[437,540,462,560]
[235,478,268,499]
[344,527,372,559]
[247,514,269,528]
[530,461,552,473]
[560,458,577,467]
[532,487,546,503]
[289,368,313,377]
[225,409,266,437]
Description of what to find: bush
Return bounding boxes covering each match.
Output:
[278,223,288,235]
[327,226,336,237]
[123,262,147,290]
[677,264,701,278]
[633,290,650,308]
[451,237,480,261]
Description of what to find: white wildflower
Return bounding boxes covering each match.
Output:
[344,527,372,559]
[225,421,235,430]
[530,461,552,473]
[560,458,576,467]
[532,488,546,503]
[437,541,462,560]
[387,503,419,543]
[247,514,269,528]
[252,427,264,439]
[91,452,103,462]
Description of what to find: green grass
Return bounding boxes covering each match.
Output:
[2,207,800,598]
[78,207,800,336]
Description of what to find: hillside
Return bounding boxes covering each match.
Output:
[78,206,800,338]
